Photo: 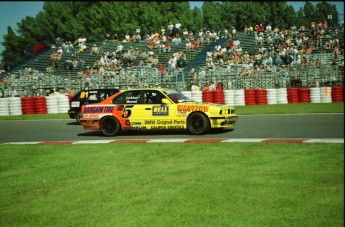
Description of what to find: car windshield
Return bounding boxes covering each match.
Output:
[163,90,193,104]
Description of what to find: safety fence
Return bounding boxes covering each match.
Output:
[0,86,343,116]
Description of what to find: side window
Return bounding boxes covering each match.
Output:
[113,93,125,104]
[113,91,143,104]
[144,91,164,104]
[98,91,106,101]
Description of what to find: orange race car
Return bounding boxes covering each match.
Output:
[80,88,238,136]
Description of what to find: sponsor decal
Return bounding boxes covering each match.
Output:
[126,96,140,103]
[152,106,169,116]
[84,106,114,113]
[71,101,80,107]
[144,120,185,125]
[122,126,147,130]
[177,105,209,113]
[151,125,185,129]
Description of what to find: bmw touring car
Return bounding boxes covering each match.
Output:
[80,88,238,136]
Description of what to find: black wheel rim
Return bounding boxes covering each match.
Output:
[103,118,116,135]
[190,115,204,132]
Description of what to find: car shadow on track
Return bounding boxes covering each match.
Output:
[77,129,234,137]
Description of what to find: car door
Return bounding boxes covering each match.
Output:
[140,90,173,129]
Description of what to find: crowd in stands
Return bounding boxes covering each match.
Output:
[197,20,344,81]
[0,19,343,98]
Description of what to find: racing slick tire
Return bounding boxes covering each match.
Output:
[76,110,82,124]
[187,112,210,135]
[100,116,122,136]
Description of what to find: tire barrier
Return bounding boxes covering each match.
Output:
[234,89,245,106]
[21,97,35,115]
[298,88,310,103]
[287,88,299,103]
[8,97,22,116]
[45,96,59,114]
[57,96,70,113]
[0,98,10,116]
[331,86,344,103]
[191,91,202,102]
[34,96,48,114]
[0,86,343,117]
[310,87,321,103]
[181,91,192,100]
[266,89,278,105]
[320,87,332,103]
[213,90,225,104]
[244,89,256,105]
[202,89,213,103]
[255,89,267,105]
[276,88,288,104]
[224,90,235,106]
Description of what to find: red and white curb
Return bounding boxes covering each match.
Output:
[1,138,343,144]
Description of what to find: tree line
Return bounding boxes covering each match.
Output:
[1,1,340,66]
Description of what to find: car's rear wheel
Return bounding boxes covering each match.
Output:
[187,112,210,135]
[76,110,82,124]
[100,116,121,136]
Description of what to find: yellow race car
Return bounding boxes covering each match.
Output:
[80,88,238,136]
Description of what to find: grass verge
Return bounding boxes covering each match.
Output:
[0,143,343,226]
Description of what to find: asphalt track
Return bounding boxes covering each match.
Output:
[0,113,343,144]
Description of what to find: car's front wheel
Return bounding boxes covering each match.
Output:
[100,116,121,136]
[187,112,210,135]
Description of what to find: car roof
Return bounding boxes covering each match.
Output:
[119,88,175,92]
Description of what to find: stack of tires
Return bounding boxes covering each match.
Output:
[287,88,299,103]
[266,89,278,105]
[0,98,10,116]
[213,89,225,104]
[255,89,267,105]
[202,89,213,103]
[57,96,70,113]
[21,97,35,115]
[181,91,192,100]
[244,89,256,105]
[234,89,245,106]
[34,96,48,114]
[320,87,332,103]
[310,87,321,103]
[276,88,288,104]
[298,88,310,103]
[191,91,202,102]
[9,97,22,115]
[331,86,344,102]
[45,96,59,114]
[224,90,235,106]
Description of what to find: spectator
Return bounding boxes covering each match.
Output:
[191,83,200,91]
[159,64,165,82]
[64,58,73,70]
[202,83,210,91]
[91,44,100,55]
[167,55,177,72]
[175,21,182,38]
[167,21,174,37]
[209,81,216,90]
[9,87,18,97]
[116,43,124,53]
[231,27,237,38]
[216,82,223,90]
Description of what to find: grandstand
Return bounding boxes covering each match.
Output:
[0,28,343,97]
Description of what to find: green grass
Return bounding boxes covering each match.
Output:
[0,143,343,226]
[0,103,343,121]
